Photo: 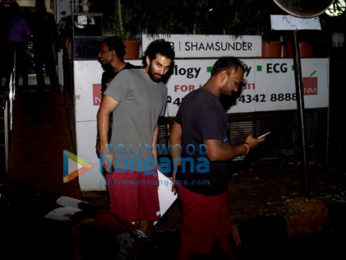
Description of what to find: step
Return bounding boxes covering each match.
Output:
[9,147,73,166]
[11,137,72,152]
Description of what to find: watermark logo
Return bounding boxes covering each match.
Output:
[99,144,210,174]
[63,150,94,183]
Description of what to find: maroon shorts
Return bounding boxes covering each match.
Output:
[106,168,160,223]
[177,184,233,253]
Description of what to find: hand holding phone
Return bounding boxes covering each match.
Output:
[258,131,271,139]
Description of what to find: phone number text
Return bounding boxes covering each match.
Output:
[167,93,297,107]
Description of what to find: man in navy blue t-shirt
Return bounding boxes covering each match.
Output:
[170,57,265,259]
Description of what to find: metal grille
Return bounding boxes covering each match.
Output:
[159,108,328,166]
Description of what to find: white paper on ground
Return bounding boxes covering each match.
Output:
[155,170,177,225]
[44,206,82,221]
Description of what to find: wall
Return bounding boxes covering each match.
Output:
[73,58,329,191]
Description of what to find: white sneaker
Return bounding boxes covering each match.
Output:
[134,229,148,240]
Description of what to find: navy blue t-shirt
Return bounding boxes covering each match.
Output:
[175,88,230,195]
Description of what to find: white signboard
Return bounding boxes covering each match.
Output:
[73,58,328,191]
[74,61,103,122]
[271,15,321,30]
[165,58,329,116]
[74,58,329,120]
[142,34,262,58]
[74,60,142,122]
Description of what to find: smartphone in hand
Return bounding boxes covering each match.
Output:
[258,131,271,139]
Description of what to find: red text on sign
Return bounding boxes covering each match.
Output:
[174,84,203,92]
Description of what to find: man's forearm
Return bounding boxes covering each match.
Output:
[97,110,110,152]
[218,143,248,160]
[152,125,158,147]
[152,125,159,158]
[205,139,248,161]
[169,122,182,167]
[205,134,261,162]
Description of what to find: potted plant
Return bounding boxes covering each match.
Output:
[117,0,211,57]
[88,0,141,59]
[113,0,141,59]
[113,0,191,58]
[255,1,287,57]
[225,0,287,57]
[282,31,316,58]
[261,31,286,58]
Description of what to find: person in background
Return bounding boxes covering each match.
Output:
[96,36,138,156]
[30,0,59,89]
[98,36,138,94]
[7,2,32,88]
[170,57,265,259]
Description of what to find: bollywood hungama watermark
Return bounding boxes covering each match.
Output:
[99,143,210,174]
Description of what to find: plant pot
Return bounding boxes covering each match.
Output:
[283,41,314,58]
[262,41,282,57]
[123,40,140,59]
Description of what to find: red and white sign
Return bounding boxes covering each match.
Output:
[164,58,329,116]
[303,77,318,95]
[73,58,329,191]
[74,58,329,120]
[92,84,102,106]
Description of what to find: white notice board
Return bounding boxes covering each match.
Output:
[165,58,329,116]
[73,57,329,191]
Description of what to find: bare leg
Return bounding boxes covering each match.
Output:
[138,220,152,238]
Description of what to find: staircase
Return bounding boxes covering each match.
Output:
[7,88,81,198]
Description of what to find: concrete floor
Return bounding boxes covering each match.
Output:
[80,163,346,260]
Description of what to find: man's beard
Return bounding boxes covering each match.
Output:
[148,65,163,83]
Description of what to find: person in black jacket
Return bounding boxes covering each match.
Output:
[30,0,59,89]
[7,2,32,88]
